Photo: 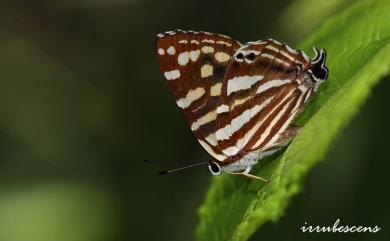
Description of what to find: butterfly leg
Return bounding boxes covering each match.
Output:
[243,165,252,174]
[227,166,268,182]
[240,172,269,182]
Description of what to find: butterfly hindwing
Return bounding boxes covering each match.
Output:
[215,39,323,159]
[156,30,241,161]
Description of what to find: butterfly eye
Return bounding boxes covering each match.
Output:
[208,161,221,176]
[246,53,256,61]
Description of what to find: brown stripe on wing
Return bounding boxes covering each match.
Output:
[217,86,281,128]
[215,86,279,150]
[245,88,302,150]
[246,72,324,152]
[231,84,299,152]
[215,84,299,165]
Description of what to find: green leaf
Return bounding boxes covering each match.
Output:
[196,0,390,241]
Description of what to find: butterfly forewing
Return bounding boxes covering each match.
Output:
[156,30,241,161]
[215,39,321,159]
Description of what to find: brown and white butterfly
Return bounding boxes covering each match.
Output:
[155,29,328,181]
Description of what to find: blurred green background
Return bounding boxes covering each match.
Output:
[0,0,388,241]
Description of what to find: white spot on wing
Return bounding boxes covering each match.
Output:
[178,40,188,44]
[176,87,205,109]
[200,64,213,78]
[256,79,292,95]
[204,133,218,146]
[232,96,251,109]
[280,50,295,62]
[158,48,165,55]
[166,31,176,35]
[178,52,190,66]
[167,46,176,55]
[274,57,291,67]
[198,140,225,161]
[261,53,275,61]
[227,75,264,96]
[164,69,181,80]
[215,52,230,62]
[201,46,214,54]
[250,40,267,45]
[189,50,200,62]
[269,39,282,45]
[202,39,215,43]
[217,104,229,114]
[216,40,232,46]
[190,40,200,45]
[191,110,216,131]
[222,146,240,156]
[265,45,280,53]
[210,83,222,96]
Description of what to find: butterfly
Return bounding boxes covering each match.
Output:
[155,29,328,181]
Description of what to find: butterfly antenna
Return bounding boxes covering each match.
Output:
[157,161,208,175]
[144,159,195,164]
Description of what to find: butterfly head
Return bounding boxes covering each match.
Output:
[208,161,222,176]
